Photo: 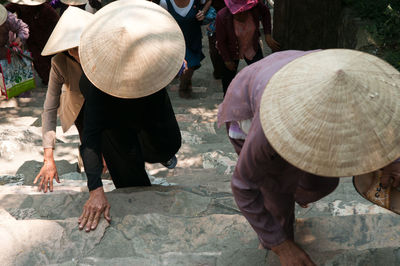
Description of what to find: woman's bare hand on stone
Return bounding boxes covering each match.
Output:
[78,187,111,232]
[34,154,60,193]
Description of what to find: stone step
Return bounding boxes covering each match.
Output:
[0,210,264,266]
[295,177,393,218]
[1,186,399,266]
[266,213,400,266]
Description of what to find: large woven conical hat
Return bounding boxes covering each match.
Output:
[79,0,185,99]
[41,7,93,56]
[260,49,400,177]
[61,0,88,5]
[8,0,46,6]
[0,5,7,26]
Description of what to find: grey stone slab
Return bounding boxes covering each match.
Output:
[266,214,400,265]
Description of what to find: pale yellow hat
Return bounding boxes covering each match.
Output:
[8,0,46,6]
[41,7,93,56]
[60,0,88,5]
[79,0,185,99]
[260,49,400,177]
[0,5,7,26]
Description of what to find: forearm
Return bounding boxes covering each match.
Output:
[80,144,103,191]
[42,70,63,149]
[259,4,272,35]
[215,16,231,62]
[201,0,212,14]
[43,148,55,162]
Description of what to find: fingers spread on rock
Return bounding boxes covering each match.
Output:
[44,178,49,193]
[49,178,53,192]
[86,210,95,232]
[79,209,88,229]
[91,211,102,230]
[33,172,41,184]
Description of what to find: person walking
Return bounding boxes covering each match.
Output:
[160,0,211,98]
[216,0,279,95]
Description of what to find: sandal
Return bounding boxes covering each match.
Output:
[353,170,400,215]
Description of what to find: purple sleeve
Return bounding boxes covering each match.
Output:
[231,114,298,248]
[215,9,231,62]
[7,12,29,43]
[258,3,272,35]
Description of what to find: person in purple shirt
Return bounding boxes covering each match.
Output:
[218,49,400,265]
[216,0,280,96]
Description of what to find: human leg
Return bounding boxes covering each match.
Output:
[101,128,151,188]
[138,91,182,164]
[179,67,194,99]
[208,34,224,79]
[221,60,239,96]
[244,46,264,66]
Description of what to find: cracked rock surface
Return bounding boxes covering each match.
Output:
[1,35,399,266]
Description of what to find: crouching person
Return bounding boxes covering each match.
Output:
[218,49,400,265]
[77,0,185,232]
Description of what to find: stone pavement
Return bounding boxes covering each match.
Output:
[1,38,399,266]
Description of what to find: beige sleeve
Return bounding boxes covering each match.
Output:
[42,60,65,149]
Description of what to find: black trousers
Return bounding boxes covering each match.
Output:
[222,46,264,96]
[100,97,181,189]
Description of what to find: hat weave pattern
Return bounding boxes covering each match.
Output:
[0,5,7,26]
[260,49,400,177]
[79,0,185,99]
[41,7,93,56]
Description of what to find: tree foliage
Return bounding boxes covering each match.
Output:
[343,0,400,70]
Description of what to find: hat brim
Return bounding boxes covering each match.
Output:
[41,7,94,56]
[8,0,46,6]
[79,0,185,99]
[260,49,400,177]
[60,0,88,5]
[0,5,7,26]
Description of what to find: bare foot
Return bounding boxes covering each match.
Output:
[271,240,316,266]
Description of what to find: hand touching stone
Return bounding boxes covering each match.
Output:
[78,187,111,232]
[34,148,60,193]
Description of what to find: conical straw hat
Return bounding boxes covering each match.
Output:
[260,49,400,177]
[79,0,185,99]
[0,5,7,26]
[61,0,88,5]
[8,0,46,6]
[41,7,93,56]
